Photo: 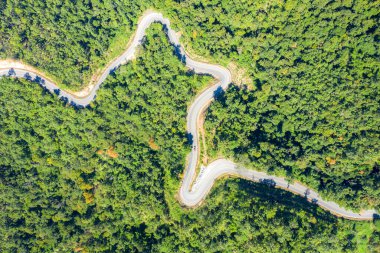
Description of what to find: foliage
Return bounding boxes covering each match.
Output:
[189,0,380,210]
[1,26,378,252]
[0,1,148,89]
[0,0,379,251]
[205,82,380,210]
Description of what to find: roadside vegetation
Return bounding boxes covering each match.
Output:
[204,79,379,211]
[0,1,148,90]
[0,0,379,252]
[1,25,380,253]
[201,0,379,211]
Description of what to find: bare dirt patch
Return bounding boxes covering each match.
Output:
[148,137,160,151]
[97,146,119,158]
[198,112,209,165]
[227,62,253,88]
[106,146,119,158]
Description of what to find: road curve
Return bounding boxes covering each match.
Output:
[0,12,378,220]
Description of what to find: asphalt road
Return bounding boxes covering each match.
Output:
[0,12,378,220]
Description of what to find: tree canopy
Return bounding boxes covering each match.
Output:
[0,0,379,252]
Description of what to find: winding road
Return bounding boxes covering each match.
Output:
[0,12,378,220]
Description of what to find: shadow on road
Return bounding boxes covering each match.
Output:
[234,179,338,223]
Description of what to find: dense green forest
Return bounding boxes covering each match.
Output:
[1,0,379,252]
[1,0,378,90]
[1,25,380,253]
[163,0,380,210]
[204,81,380,210]
[0,1,148,89]
[199,0,380,211]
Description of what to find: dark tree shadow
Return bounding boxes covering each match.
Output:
[173,44,186,64]
[213,86,225,101]
[69,101,84,110]
[139,35,147,45]
[23,72,32,81]
[162,24,169,34]
[109,64,121,75]
[186,132,194,146]
[34,76,45,86]
[69,101,77,107]
[236,179,338,223]
[7,68,16,76]
[259,178,276,187]
[186,69,195,76]
[60,96,69,104]
[304,188,311,198]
